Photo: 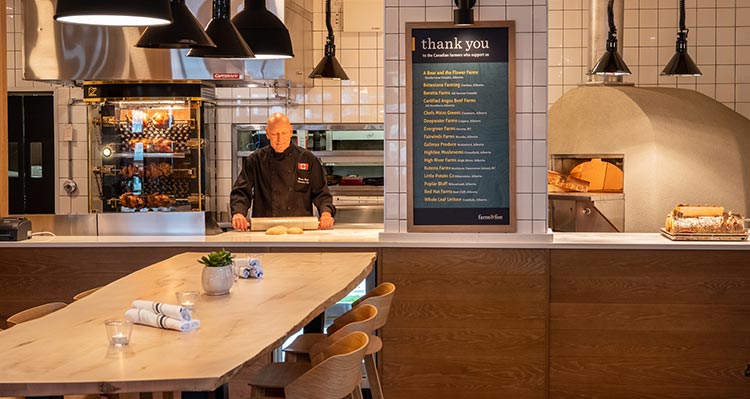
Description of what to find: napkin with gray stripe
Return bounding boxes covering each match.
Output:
[125,308,200,332]
[131,300,192,322]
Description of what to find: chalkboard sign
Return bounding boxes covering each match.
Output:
[407,21,516,233]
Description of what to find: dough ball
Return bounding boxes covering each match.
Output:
[287,227,304,234]
[265,225,288,235]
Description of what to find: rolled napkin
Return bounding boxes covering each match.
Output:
[131,300,191,322]
[235,257,264,279]
[240,265,264,279]
[125,308,200,332]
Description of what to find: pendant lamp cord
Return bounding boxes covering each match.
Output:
[676,0,688,52]
[325,0,334,47]
[605,0,617,51]
[607,0,615,37]
[679,0,686,32]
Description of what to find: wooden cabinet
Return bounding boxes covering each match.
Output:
[379,248,548,399]
[378,247,750,399]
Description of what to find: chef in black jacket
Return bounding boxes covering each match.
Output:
[230,112,335,230]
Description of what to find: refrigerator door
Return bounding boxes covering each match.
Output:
[8,94,55,214]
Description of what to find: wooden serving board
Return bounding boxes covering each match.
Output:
[660,228,748,241]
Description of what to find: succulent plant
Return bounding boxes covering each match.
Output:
[198,248,234,267]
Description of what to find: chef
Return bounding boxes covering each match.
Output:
[230,112,335,230]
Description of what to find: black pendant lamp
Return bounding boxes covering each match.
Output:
[136,0,215,48]
[662,0,702,76]
[310,0,348,80]
[54,0,173,26]
[591,0,631,76]
[232,0,294,59]
[453,0,476,26]
[187,0,255,59]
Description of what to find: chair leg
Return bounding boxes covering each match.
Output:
[364,354,383,399]
[351,386,364,399]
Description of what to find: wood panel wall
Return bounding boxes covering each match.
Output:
[379,248,549,399]
[549,250,750,398]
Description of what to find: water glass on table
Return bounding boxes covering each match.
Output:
[175,290,199,311]
[105,319,133,347]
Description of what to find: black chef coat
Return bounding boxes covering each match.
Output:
[230,143,335,219]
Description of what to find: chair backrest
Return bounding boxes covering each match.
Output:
[73,286,102,301]
[285,331,369,399]
[351,282,396,330]
[6,302,67,328]
[309,304,377,357]
[326,303,377,337]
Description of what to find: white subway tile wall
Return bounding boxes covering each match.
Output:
[383,0,549,234]
[548,0,750,120]
[6,0,384,215]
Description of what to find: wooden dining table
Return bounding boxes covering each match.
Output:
[0,251,376,397]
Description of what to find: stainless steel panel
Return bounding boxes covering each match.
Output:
[97,212,206,235]
[23,0,309,83]
[589,198,624,231]
[334,205,383,224]
[10,214,98,235]
[549,195,624,232]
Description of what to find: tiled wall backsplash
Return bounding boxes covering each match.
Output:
[383,0,550,234]
[17,0,746,232]
[6,0,383,215]
[548,0,750,119]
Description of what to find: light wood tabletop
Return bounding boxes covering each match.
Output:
[0,251,376,396]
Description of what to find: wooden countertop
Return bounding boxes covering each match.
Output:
[1,230,749,250]
[0,251,376,396]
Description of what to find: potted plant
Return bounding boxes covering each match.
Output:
[198,248,235,295]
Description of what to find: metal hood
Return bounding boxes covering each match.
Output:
[23,0,312,85]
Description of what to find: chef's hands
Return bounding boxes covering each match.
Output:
[319,212,334,230]
[232,213,249,231]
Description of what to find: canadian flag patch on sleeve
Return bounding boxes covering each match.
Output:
[297,163,309,170]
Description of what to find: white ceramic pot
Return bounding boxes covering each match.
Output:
[201,265,234,295]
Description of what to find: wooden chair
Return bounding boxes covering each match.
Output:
[73,286,102,301]
[349,283,395,399]
[284,283,395,399]
[283,304,377,363]
[249,331,370,399]
[6,302,67,328]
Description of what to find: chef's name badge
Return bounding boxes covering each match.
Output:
[297,163,309,171]
[297,176,310,184]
